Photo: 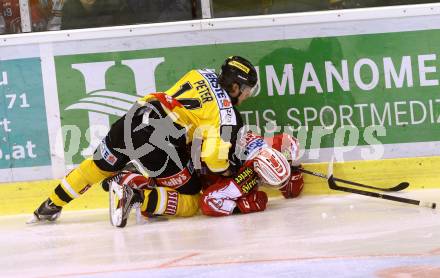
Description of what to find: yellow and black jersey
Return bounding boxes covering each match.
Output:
[138,69,243,173]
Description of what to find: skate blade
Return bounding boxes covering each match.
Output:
[26,215,40,224]
[26,212,61,224]
[111,181,123,198]
[25,215,56,225]
[109,182,124,227]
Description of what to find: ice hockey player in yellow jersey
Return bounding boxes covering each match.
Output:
[28,56,259,225]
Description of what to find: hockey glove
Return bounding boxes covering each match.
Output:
[279,167,304,199]
[200,166,260,217]
[236,189,268,214]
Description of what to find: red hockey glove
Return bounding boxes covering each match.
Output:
[236,190,268,214]
[200,166,260,217]
[279,167,304,199]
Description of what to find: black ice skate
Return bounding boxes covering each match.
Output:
[109,179,143,228]
[101,171,128,192]
[27,198,62,224]
[102,161,142,192]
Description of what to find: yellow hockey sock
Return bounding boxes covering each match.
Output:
[50,159,114,206]
[141,187,200,217]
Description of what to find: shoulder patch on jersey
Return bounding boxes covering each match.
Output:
[220,108,237,126]
[100,140,118,166]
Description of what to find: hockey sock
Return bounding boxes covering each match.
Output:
[141,187,200,217]
[50,159,114,206]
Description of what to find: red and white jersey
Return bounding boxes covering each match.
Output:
[1,0,21,33]
[0,0,61,34]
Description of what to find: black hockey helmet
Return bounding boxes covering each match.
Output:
[218,56,258,95]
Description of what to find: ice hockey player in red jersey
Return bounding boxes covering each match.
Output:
[199,131,304,217]
[0,0,62,34]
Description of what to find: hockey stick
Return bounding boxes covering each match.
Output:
[327,175,437,209]
[296,167,409,192]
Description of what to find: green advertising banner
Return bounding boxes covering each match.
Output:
[0,58,51,168]
[55,29,440,164]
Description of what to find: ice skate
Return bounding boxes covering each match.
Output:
[109,179,143,228]
[27,198,62,224]
[101,171,127,192]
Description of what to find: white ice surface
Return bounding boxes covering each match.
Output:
[1,190,440,278]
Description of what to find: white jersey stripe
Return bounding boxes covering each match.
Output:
[155,187,168,215]
[61,178,80,198]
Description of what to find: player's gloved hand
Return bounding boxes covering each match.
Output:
[200,166,260,217]
[236,189,268,214]
[279,166,304,199]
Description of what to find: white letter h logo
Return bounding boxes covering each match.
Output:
[68,57,165,157]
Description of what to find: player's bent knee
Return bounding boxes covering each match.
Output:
[79,159,115,185]
[177,193,200,217]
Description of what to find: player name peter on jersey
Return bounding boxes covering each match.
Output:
[192,79,214,103]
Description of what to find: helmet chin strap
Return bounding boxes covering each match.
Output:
[230,88,242,105]
[231,96,239,105]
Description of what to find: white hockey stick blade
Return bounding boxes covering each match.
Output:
[327,155,335,178]
[420,201,437,209]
